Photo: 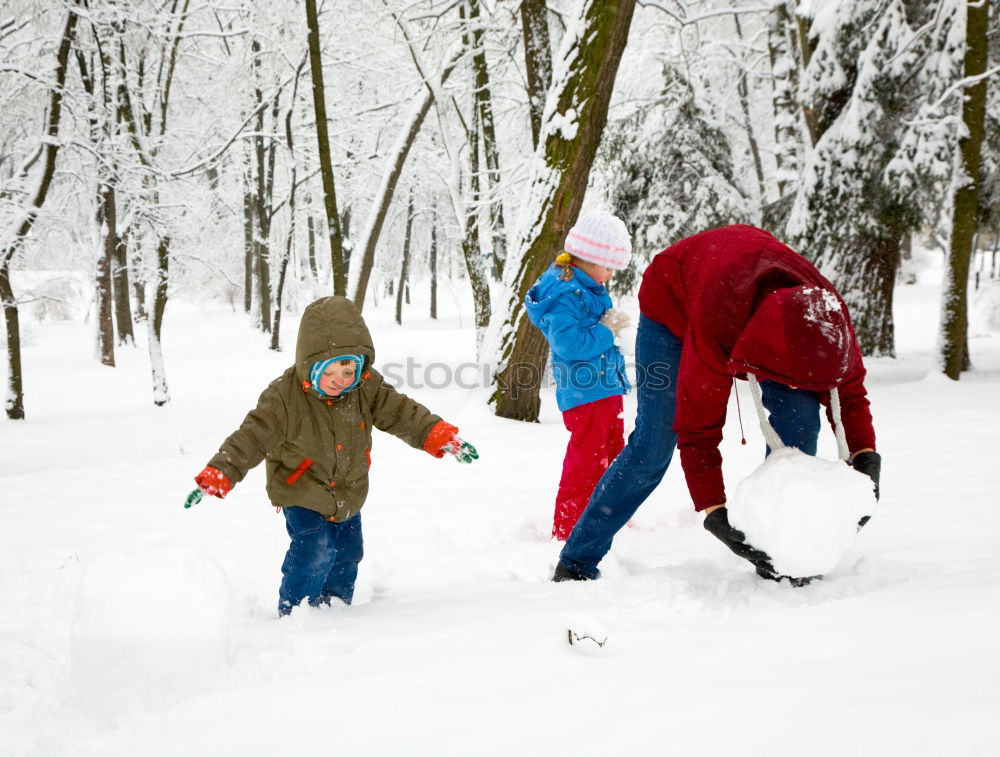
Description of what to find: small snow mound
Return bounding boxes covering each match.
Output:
[69,546,231,706]
[728,448,876,579]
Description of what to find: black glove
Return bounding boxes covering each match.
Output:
[851,451,881,530]
[851,451,881,501]
[704,507,775,573]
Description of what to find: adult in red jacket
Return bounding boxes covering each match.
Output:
[554,225,881,583]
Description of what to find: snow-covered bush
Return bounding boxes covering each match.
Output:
[600,65,752,295]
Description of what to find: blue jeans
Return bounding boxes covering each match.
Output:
[278,507,364,615]
[558,314,820,578]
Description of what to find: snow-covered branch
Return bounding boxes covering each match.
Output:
[636,0,771,27]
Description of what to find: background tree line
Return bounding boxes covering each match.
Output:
[1,0,996,422]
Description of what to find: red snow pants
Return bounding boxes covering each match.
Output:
[552,394,625,540]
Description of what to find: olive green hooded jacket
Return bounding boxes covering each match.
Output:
[206,296,457,521]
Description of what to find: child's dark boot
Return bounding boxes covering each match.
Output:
[552,561,596,582]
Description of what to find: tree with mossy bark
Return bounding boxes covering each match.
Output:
[940,0,992,379]
[789,0,965,357]
[488,0,636,423]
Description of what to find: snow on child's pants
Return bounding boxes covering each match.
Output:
[278,507,363,615]
[553,394,625,540]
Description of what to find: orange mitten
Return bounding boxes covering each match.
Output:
[194,466,233,498]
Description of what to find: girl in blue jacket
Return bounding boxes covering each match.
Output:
[525,211,633,539]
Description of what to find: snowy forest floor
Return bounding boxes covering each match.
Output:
[2,266,999,756]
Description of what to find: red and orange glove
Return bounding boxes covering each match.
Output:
[194,466,233,498]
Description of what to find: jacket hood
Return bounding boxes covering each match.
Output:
[295,296,375,385]
[727,285,857,391]
[525,265,604,321]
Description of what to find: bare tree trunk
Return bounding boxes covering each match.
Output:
[271,190,294,350]
[0,6,79,420]
[847,235,901,357]
[341,206,353,275]
[491,0,636,421]
[795,7,819,147]
[306,214,318,278]
[81,29,136,348]
[462,96,491,345]
[767,1,803,198]
[395,192,414,325]
[941,0,990,379]
[349,50,462,310]
[466,0,508,278]
[733,14,766,207]
[251,40,273,333]
[132,272,147,322]
[96,183,116,366]
[305,0,348,295]
[74,43,123,360]
[340,206,354,278]
[450,8,492,344]
[113,1,188,403]
[272,60,306,351]
[149,235,170,406]
[520,0,553,150]
[242,156,254,313]
[973,231,981,291]
[113,223,135,345]
[429,218,438,319]
[899,233,916,285]
[0,268,24,419]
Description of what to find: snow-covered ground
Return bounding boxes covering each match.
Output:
[2,264,999,756]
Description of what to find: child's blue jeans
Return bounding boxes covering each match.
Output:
[558,314,821,579]
[278,507,363,616]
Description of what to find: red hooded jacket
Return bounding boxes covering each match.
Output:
[637,225,876,510]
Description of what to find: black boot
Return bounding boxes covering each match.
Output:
[552,561,595,582]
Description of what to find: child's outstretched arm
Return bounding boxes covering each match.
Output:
[362,368,476,462]
[194,384,288,498]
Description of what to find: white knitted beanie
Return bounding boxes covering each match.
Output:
[564,211,632,270]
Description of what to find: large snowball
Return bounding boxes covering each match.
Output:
[727,448,877,579]
[69,546,232,708]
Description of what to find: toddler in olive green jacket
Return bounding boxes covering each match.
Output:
[193,296,477,615]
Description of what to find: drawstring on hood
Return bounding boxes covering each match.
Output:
[828,387,850,461]
[733,378,747,446]
[746,374,786,453]
[746,374,850,461]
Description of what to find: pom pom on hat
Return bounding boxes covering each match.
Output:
[564,211,632,270]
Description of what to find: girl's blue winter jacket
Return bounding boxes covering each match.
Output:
[525,265,630,413]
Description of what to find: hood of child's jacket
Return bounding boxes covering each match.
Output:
[727,284,858,391]
[295,296,375,383]
[525,265,604,322]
